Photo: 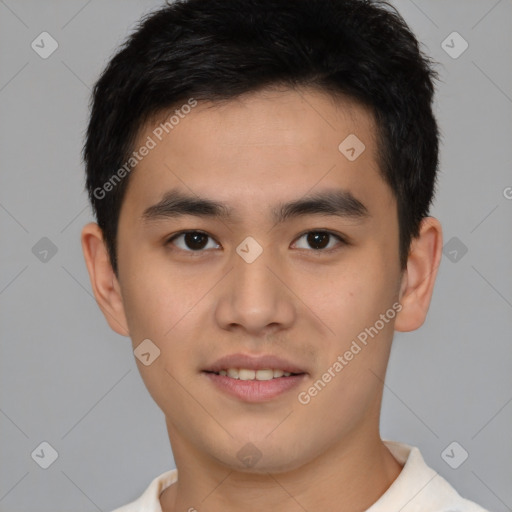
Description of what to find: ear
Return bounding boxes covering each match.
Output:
[394,216,443,332]
[81,222,130,336]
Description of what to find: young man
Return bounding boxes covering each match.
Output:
[81,0,489,510]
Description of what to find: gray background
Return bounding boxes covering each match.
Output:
[0,0,511,511]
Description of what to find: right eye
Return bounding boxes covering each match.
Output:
[165,231,221,252]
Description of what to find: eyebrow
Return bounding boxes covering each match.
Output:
[141,187,370,224]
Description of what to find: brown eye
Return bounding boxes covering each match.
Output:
[293,231,345,251]
[167,231,220,252]
[307,232,330,250]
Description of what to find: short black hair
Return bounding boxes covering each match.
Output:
[83,0,440,275]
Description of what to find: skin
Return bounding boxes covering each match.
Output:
[82,86,442,512]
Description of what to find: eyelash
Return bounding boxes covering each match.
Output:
[164,230,348,255]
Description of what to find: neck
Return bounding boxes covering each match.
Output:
[160,424,403,512]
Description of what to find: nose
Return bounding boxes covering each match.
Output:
[214,243,296,337]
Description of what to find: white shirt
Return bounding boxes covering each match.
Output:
[111,440,489,512]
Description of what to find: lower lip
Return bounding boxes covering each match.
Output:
[203,372,306,402]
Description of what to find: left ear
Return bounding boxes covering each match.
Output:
[394,216,443,332]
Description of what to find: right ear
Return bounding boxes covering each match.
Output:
[81,222,130,337]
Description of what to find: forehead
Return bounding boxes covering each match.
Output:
[147,86,377,160]
[122,86,392,218]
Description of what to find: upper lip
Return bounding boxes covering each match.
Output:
[203,353,307,374]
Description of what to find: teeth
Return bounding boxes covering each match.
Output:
[254,369,273,381]
[239,369,256,380]
[217,368,296,380]
[227,368,239,379]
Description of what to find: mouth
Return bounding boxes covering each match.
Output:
[204,368,302,380]
[202,354,308,402]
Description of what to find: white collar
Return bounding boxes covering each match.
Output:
[113,440,486,512]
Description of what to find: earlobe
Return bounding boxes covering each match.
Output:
[394,217,443,332]
[80,222,130,337]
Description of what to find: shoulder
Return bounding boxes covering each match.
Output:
[108,469,178,512]
[368,441,490,512]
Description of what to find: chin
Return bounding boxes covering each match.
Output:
[210,438,312,475]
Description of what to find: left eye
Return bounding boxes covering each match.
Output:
[293,231,344,251]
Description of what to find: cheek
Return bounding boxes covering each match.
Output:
[117,240,178,328]
[119,271,161,340]
[313,257,399,364]
[313,266,380,326]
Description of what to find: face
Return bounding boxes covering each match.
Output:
[111,87,405,472]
